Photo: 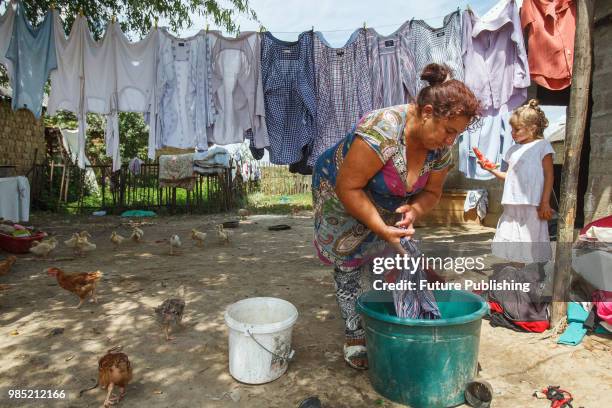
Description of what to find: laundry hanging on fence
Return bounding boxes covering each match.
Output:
[261,31,316,165]
[158,153,196,190]
[309,29,372,166]
[0,1,17,89]
[207,31,268,147]
[6,2,57,119]
[520,0,576,90]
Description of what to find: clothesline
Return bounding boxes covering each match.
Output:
[211,7,467,35]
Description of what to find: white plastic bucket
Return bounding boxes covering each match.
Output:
[224,297,298,384]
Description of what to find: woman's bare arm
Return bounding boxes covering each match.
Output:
[335,138,413,242]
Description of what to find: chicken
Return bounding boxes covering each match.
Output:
[79,230,92,239]
[191,229,207,247]
[130,227,144,242]
[46,267,102,308]
[238,208,249,220]
[216,224,230,245]
[77,237,97,256]
[41,236,58,248]
[0,256,17,276]
[29,240,55,258]
[155,298,186,340]
[64,233,80,253]
[80,349,133,407]
[169,234,181,255]
[110,232,126,249]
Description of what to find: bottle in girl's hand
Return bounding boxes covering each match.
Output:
[489,99,555,264]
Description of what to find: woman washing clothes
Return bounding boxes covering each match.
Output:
[312,63,480,370]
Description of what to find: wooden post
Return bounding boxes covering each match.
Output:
[551,0,595,325]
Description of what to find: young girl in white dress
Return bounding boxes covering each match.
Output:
[480,99,555,264]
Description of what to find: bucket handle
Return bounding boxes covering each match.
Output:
[246,329,295,363]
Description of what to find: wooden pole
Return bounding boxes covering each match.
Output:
[551,0,595,325]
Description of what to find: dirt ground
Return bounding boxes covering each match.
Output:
[1,212,611,408]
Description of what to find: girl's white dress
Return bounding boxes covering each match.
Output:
[492,139,555,263]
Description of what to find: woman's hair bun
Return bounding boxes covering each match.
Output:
[420,63,452,86]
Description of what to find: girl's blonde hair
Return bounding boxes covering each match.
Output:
[509,99,549,139]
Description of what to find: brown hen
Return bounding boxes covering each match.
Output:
[46,267,102,308]
[80,349,133,407]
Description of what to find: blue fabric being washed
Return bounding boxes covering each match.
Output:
[261,31,316,165]
[6,3,56,118]
[393,238,441,319]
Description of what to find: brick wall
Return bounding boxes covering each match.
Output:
[585,5,612,223]
[0,99,46,175]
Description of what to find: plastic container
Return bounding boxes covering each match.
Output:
[0,231,48,254]
[356,290,488,408]
[224,297,298,384]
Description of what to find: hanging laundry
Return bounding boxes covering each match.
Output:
[6,2,57,119]
[260,31,316,165]
[403,10,463,100]
[462,0,530,111]
[148,29,213,155]
[207,31,268,147]
[520,0,576,90]
[0,0,17,88]
[365,24,412,109]
[310,29,372,166]
[114,25,158,113]
[48,13,88,168]
[458,106,513,180]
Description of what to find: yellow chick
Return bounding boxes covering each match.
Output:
[110,232,126,249]
[130,227,144,242]
[29,241,55,258]
[238,208,249,220]
[191,229,207,247]
[216,224,230,245]
[170,235,181,255]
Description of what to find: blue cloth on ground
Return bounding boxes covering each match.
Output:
[557,302,590,346]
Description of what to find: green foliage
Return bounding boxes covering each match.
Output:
[21,1,258,39]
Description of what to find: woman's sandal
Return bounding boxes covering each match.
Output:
[343,343,368,370]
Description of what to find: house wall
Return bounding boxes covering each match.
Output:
[585,4,612,223]
[0,99,46,175]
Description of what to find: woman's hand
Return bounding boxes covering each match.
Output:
[379,225,415,244]
[537,203,554,221]
[394,204,417,228]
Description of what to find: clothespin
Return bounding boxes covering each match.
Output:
[206,23,209,33]
[363,21,367,30]
[259,25,265,33]
[154,18,158,29]
[111,15,117,24]
[311,25,314,32]
[79,8,84,17]
[49,1,56,10]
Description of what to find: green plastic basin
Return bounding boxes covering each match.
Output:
[356,290,489,408]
